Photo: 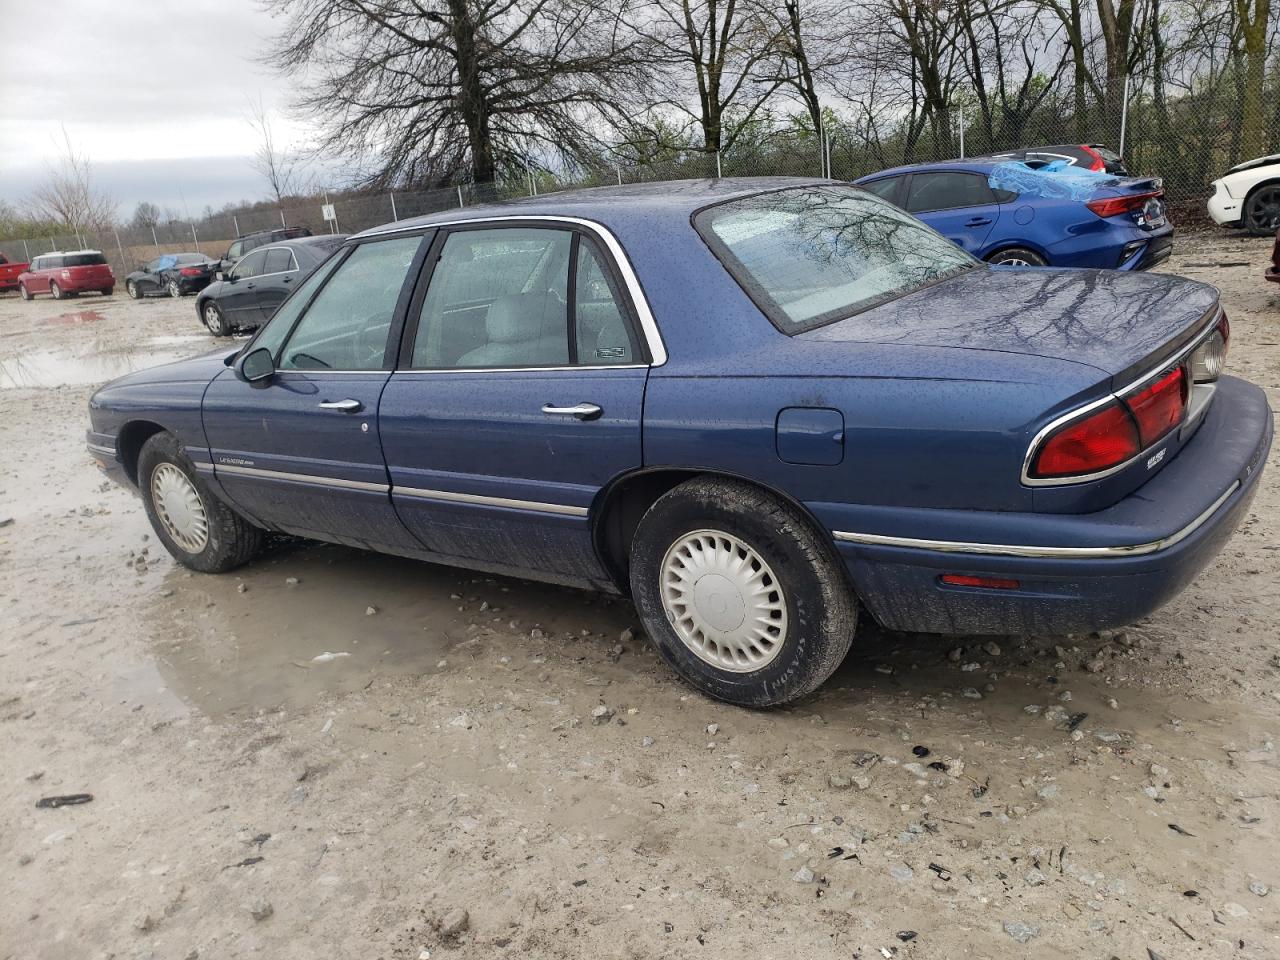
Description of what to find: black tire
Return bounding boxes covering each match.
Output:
[1244,184,1280,236]
[126,280,140,299]
[201,300,231,336]
[100,286,113,296]
[628,477,857,707]
[18,283,32,301]
[137,432,263,573]
[49,281,64,300]
[167,279,182,298]
[986,246,1048,267]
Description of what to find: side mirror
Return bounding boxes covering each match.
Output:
[235,346,275,384]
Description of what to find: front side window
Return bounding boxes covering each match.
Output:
[227,241,244,259]
[249,249,348,362]
[278,235,421,371]
[906,172,996,212]
[232,249,268,280]
[696,185,976,333]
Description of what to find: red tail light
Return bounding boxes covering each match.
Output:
[1086,190,1162,219]
[1031,401,1140,478]
[1218,310,1230,350]
[179,267,203,277]
[1080,145,1107,172]
[1124,367,1186,446]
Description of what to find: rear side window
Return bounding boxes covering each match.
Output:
[860,176,904,205]
[906,173,996,212]
[263,248,295,274]
[63,253,106,267]
[696,185,975,334]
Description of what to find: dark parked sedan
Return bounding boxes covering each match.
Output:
[195,235,347,336]
[85,180,1271,707]
[125,253,218,299]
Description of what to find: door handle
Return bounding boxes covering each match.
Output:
[541,402,603,421]
[319,398,363,412]
[965,217,992,227]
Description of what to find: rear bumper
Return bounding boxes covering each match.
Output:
[826,376,1272,634]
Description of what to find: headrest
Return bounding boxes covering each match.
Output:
[486,294,544,343]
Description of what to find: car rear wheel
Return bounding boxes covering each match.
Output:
[100,286,113,296]
[628,476,857,707]
[49,281,64,300]
[18,284,32,301]
[138,432,263,573]
[1244,185,1280,236]
[126,280,140,299]
[202,301,230,336]
[167,279,182,298]
[987,247,1048,267]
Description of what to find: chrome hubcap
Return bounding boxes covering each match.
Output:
[151,463,209,553]
[1000,256,1030,266]
[204,305,220,330]
[660,529,788,672]
[169,281,180,297]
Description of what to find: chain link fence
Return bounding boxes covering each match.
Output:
[0,98,1261,282]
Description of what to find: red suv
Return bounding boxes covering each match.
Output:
[18,251,115,300]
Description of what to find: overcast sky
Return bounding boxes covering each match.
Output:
[0,0,323,215]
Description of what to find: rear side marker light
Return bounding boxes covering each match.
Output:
[1124,366,1186,446]
[941,574,1021,590]
[1031,401,1140,478]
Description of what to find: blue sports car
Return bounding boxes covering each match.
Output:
[855,158,1174,270]
[86,179,1269,707]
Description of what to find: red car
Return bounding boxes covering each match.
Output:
[0,252,28,292]
[18,250,114,300]
[1267,228,1280,283]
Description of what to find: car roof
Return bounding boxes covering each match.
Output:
[351,178,829,239]
[856,159,1000,180]
[37,249,104,257]
[258,235,348,253]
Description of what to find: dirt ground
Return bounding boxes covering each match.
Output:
[1,234,1278,960]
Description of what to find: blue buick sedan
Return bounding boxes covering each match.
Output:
[87,179,1272,707]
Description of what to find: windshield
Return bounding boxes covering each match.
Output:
[695,185,976,333]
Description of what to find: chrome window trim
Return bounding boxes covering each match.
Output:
[393,363,648,376]
[1021,307,1225,487]
[833,480,1239,559]
[357,215,667,367]
[395,485,588,517]
[214,463,389,493]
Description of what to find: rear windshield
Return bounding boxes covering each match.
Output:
[64,253,107,267]
[695,185,976,333]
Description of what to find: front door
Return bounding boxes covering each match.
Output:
[251,246,302,323]
[905,171,1002,255]
[378,223,649,587]
[202,233,429,553]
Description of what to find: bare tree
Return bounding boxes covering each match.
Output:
[643,0,782,156]
[1237,0,1272,157]
[130,201,162,231]
[247,96,306,202]
[27,129,116,236]
[264,0,654,187]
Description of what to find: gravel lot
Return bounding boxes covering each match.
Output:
[2,235,1278,960]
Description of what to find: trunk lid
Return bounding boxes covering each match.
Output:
[802,267,1217,387]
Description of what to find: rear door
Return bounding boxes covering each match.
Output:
[201,234,429,553]
[378,222,650,586]
[252,246,301,322]
[905,171,1002,254]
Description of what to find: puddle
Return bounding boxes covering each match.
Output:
[44,309,106,325]
[144,542,634,717]
[0,346,190,389]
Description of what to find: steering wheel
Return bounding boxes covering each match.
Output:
[351,311,393,368]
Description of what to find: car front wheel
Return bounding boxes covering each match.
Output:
[1244,185,1280,236]
[201,301,230,336]
[18,283,32,301]
[126,280,140,299]
[628,477,857,707]
[138,432,263,573]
